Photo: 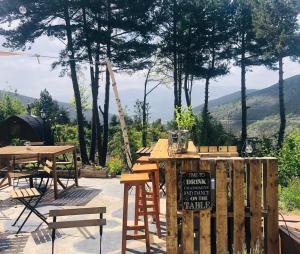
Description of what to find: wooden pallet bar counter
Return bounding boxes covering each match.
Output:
[149,139,279,254]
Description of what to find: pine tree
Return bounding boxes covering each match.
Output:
[231,0,266,148]
[252,0,300,147]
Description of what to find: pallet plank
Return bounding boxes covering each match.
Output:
[233,159,245,253]
[250,159,262,250]
[216,160,228,254]
[165,161,178,253]
[182,160,196,254]
[199,159,212,254]
[266,159,279,254]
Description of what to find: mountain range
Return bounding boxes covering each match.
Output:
[2,73,300,138]
[193,74,300,137]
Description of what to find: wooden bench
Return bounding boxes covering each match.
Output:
[48,207,106,254]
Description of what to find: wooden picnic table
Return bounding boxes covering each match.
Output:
[0,145,78,199]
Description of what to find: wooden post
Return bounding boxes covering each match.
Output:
[182,160,196,254]
[266,158,279,254]
[165,160,178,253]
[216,160,228,254]
[199,159,211,254]
[250,159,262,250]
[106,59,132,169]
[233,159,245,253]
[52,155,58,199]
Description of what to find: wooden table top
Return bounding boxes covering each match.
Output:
[149,139,199,161]
[0,145,75,158]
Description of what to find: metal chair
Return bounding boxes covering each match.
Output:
[48,207,106,254]
[11,177,50,234]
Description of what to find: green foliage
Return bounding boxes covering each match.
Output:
[278,131,300,186]
[107,157,124,175]
[280,178,300,211]
[0,93,26,121]
[192,114,237,146]
[32,89,70,124]
[10,138,25,146]
[175,106,196,130]
[252,0,300,63]
[55,124,78,144]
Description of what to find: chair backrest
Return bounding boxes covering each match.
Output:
[48,207,106,229]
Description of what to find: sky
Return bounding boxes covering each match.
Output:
[1,35,300,120]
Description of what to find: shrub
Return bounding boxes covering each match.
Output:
[280,178,300,211]
[278,131,300,186]
[107,157,124,175]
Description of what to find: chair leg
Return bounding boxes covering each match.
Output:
[12,197,33,226]
[51,217,56,254]
[99,213,103,254]
[16,196,48,234]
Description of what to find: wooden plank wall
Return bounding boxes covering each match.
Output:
[165,157,279,254]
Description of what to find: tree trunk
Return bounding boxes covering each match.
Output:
[184,73,191,106]
[100,0,111,166]
[178,56,182,108]
[63,0,89,164]
[142,84,147,147]
[202,77,210,144]
[82,7,97,162]
[142,69,151,147]
[241,33,247,148]
[278,56,286,148]
[95,42,103,164]
[172,0,178,117]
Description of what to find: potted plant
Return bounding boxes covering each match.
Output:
[169,106,196,153]
[107,157,123,178]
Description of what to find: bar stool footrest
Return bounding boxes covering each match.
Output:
[126,225,145,231]
[126,234,147,240]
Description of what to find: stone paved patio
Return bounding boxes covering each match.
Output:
[0,177,167,254]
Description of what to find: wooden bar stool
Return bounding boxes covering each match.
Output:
[120,173,150,254]
[136,156,151,163]
[132,163,161,238]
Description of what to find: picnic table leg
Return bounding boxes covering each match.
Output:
[52,156,58,200]
[73,150,78,187]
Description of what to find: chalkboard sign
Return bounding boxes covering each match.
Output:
[182,172,211,210]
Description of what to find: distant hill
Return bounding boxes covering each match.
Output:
[193,89,257,112]
[0,90,93,121]
[193,74,300,137]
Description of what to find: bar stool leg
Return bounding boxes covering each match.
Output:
[122,183,129,254]
[134,184,140,234]
[141,183,150,254]
[152,172,162,238]
[154,170,160,214]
